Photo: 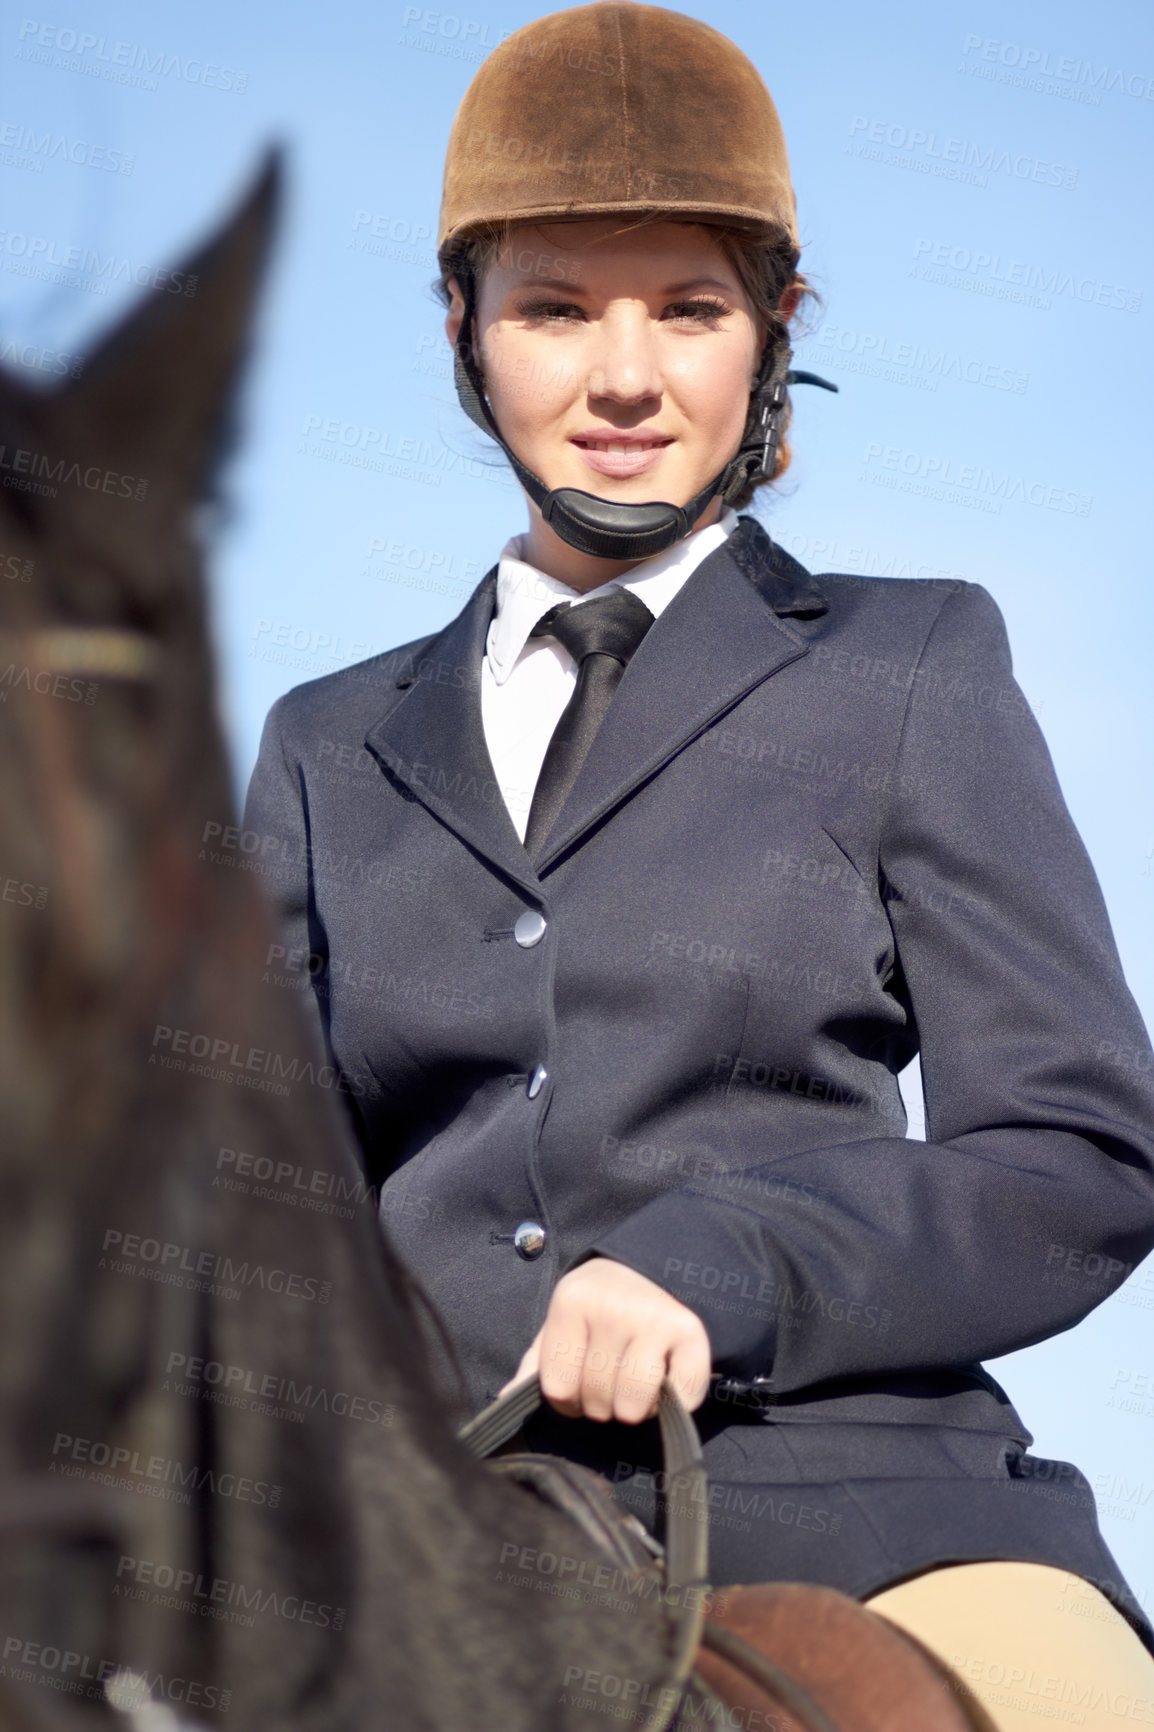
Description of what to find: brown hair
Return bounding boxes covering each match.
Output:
[433,216,821,509]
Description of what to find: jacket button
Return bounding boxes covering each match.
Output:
[514,910,547,948]
[527,1064,548,1099]
[513,1221,547,1260]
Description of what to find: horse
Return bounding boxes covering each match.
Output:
[0,158,990,1732]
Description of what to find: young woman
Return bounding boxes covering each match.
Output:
[245,3,1154,1716]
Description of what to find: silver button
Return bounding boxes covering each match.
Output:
[513,1220,547,1259]
[514,910,547,948]
[527,1064,548,1099]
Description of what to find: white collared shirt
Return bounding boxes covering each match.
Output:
[480,507,739,839]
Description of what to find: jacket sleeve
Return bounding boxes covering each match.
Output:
[242,694,361,1131]
[582,581,1154,1392]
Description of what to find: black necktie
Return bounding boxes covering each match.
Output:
[523,587,655,858]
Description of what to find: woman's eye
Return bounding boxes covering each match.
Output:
[663,298,732,323]
[517,300,583,322]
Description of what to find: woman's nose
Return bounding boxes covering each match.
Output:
[583,307,663,407]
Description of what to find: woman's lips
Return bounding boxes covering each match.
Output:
[570,437,673,479]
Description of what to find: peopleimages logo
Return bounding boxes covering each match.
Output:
[0,1641,229,1714]
[114,1556,344,1630]
[859,444,1092,517]
[51,1432,281,1507]
[15,20,249,92]
[164,1351,395,1427]
[0,229,197,294]
[846,116,1077,190]
[100,1229,332,1306]
[911,238,1141,315]
[0,440,147,500]
[0,120,135,173]
[961,34,1154,101]
[149,1020,378,1101]
[815,323,1028,394]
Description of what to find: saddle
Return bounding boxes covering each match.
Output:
[459,1377,997,1731]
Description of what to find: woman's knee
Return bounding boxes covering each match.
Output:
[863,1562,1154,1732]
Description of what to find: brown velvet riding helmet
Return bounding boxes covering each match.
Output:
[436,3,818,562]
[437,0,799,263]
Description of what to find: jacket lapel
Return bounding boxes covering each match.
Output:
[533,518,828,873]
[362,568,543,894]
[362,519,828,887]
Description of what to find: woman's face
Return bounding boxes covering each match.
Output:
[446,218,782,518]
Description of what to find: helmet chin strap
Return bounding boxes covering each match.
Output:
[450,266,837,563]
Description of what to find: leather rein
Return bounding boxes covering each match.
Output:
[458,1375,841,1732]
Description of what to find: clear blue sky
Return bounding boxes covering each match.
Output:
[4,0,1153,1608]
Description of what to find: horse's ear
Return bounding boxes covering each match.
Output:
[63,149,282,515]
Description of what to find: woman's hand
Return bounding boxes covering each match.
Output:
[497,1256,713,1423]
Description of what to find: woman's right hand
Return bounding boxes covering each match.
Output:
[497,1254,713,1425]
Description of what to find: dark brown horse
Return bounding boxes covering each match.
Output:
[0,159,700,1732]
[0,162,990,1732]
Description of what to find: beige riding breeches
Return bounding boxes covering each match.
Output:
[863,1562,1154,1730]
